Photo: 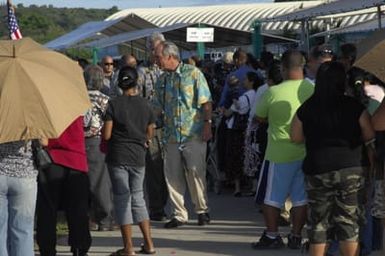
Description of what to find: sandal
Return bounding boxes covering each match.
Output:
[137,244,156,254]
[110,248,136,256]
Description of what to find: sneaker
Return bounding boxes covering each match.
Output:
[251,232,285,249]
[287,233,302,249]
[197,213,210,226]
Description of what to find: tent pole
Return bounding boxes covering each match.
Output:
[305,19,310,53]
[378,5,382,29]
[300,20,306,51]
[300,19,310,53]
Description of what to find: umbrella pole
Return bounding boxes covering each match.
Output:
[378,5,382,29]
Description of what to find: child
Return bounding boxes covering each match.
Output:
[103,66,156,256]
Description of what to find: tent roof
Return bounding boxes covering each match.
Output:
[261,0,385,22]
[312,17,384,37]
[45,14,156,50]
[105,2,323,33]
[77,23,297,50]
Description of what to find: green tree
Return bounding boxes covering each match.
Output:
[0,4,119,44]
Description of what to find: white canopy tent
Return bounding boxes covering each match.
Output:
[260,0,385,51]
[311,16,385,37]
[77,23,298,51]
[261,0,385,22]
[45,14,156,50]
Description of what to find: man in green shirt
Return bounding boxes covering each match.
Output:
[253,50,314,250]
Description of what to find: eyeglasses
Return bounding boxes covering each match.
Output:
[104,63,114,66]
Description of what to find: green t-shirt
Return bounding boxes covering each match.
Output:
[255,79,314,163]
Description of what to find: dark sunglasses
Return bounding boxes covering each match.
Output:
[104,63,114,66]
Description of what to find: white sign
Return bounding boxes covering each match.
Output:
[186,27,214,42]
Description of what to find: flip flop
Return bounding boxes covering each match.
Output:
[137,244,156,254]
[110,248,136,256]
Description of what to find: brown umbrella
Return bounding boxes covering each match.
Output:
[0,37,91,143]
[354,29,385,82]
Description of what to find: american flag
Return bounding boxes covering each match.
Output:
[7,1,22,40]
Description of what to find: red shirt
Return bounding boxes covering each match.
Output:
[47,117,88,172]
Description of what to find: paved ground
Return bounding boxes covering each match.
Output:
[36,189,384,256]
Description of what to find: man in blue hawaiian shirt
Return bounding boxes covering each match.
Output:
[154,41,212,228]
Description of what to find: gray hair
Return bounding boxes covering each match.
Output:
[147,32,165,50]
[151,32,165,44]
[162,41,180,61]
[84,65,104,91]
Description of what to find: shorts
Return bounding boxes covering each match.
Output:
[306,167,364,243]
[255,159,307,208]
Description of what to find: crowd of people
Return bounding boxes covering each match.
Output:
[0,30,385,256]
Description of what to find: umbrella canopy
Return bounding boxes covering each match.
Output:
[354,29,385,82]
[0,37,91,143]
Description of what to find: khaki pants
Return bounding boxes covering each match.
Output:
[164,140,209,222]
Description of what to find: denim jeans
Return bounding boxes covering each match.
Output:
[108,164,149,225]
[0,175,37,256]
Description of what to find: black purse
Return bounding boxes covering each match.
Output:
[232,94,250,131]
[32,140,52,170]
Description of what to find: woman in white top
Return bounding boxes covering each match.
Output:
[244,62,283,191]
[224,72,263,196]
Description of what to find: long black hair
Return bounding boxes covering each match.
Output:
[313,61,346,108]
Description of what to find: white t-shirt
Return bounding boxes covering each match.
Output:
[249,84,269,123]
[226,89,256,129]
[364,84,385,103]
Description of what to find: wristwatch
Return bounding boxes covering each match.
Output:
[204,119,212,123]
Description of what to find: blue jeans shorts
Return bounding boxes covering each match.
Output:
[108,164,149,225]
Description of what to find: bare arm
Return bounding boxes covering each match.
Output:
[39,138,49,147]
[360,110,376,169]
[146,123,155,141]
[360,110,375,142]
[102,120,113,141]
[372,99,385,131]
[290,114,305,143]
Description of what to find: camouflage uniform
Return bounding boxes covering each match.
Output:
[305,167,365,243]
[137,65,162,102]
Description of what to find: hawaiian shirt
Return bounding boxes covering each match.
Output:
[0,141,37,179]
[154,63,212,144]
[84,90,109,138]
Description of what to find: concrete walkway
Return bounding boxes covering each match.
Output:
[40,190,383,256]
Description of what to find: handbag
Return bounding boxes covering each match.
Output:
[232,94,250,131]
[32,141,52,170]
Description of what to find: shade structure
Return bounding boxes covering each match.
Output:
[0,37,91,143]
[77,23,297,51]
[354,29,385,82]
[261,0,385,22]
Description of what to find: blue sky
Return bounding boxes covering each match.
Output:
[12,0,272,9]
